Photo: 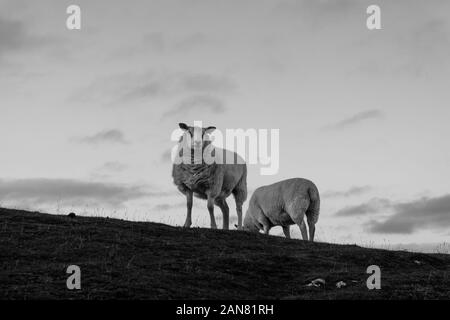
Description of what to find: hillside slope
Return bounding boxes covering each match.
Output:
[0,208,449,299]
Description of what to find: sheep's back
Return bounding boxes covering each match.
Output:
[250,178,319,213]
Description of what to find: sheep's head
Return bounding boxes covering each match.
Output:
[179,122,216,151]
[235,209,262,233]
[235,224,250,231]
[235,222,260,233]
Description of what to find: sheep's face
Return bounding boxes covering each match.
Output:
[236,224,259,233]
[236,214,260,233]
[179,123,216,151]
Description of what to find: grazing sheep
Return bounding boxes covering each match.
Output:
[240,178,320,241]
[172,123,247,230]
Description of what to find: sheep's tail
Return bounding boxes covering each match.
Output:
[306,183,320,224]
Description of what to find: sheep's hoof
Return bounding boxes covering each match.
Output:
[183,222,192,228]
[211,224,218,229]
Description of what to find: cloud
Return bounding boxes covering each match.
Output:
[74,129,128,145]
[115,82,165,104]
[336,194,450,234]
[0,17,45,58]
[392,18,450,76]
[72,71,236,106]
[0,17,26,56]
[153,203,174,211]
[162,95,226,119]
[92,161,128,175]
[173,33,209,51]
[275,0,356,14]
[70,72,166,105]
[153,203,184,211]
[115,73,235,105]
[99,161,128,173]
[335,198,391,217]
[114,32,209,58]
[323,185,372,198]
[351,16,450,78]
[90,162,128,181]
[142,32,209,52]
[324,110,384,130]
[181,74,236,93]
[272,0,358,27]
[161,150,172,163]
[0,178,153,207]
[153,201,203,211]
[0,16,59,61]
[142,32,165,53]
[368,195,450,234]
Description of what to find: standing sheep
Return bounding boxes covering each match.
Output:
[172,123,247,230]
[240,178,320,241]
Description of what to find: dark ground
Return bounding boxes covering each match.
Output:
[0,207,449,299]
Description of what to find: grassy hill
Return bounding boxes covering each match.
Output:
[0,207,449,300]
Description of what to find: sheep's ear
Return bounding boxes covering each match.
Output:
[179,123,189,130]
[205,126,216,134]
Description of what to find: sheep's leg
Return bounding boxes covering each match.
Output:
[307,217,316,242]
[290,211,308,241]
[215,199,230,230]
[282,226,290,239]
[183,190,193,228]
[207,196,218,229]
[287,199,309,241]
[299,220,308,241]
[235,202,242,228]
[232,182,246,228]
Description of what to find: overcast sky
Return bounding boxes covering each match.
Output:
[1,0,450,251]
